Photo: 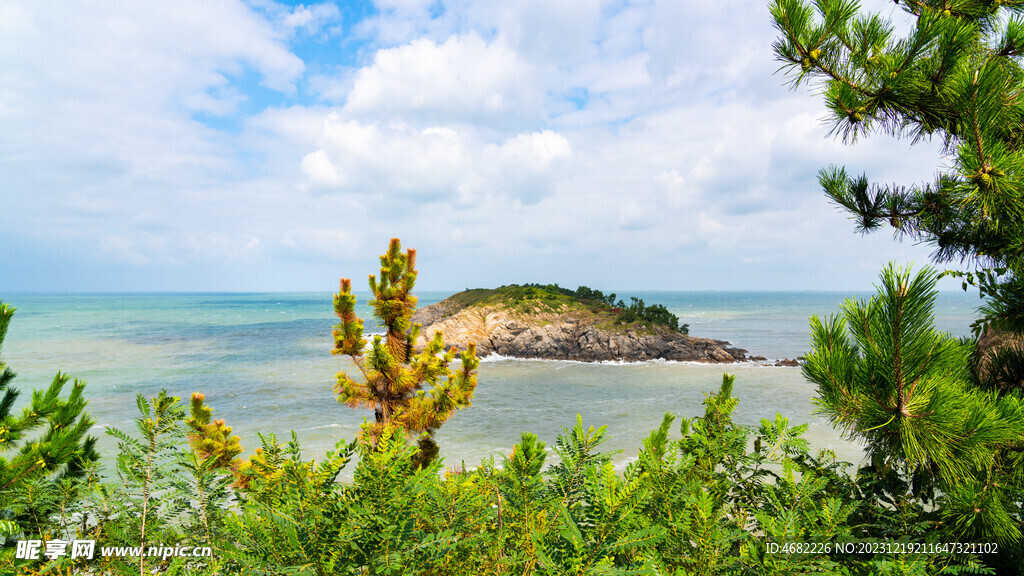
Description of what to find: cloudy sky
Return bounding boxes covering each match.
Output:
[0,0,960,292]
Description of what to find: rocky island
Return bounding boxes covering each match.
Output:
[412,284,750,363]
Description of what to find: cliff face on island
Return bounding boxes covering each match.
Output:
[411,293,749,363]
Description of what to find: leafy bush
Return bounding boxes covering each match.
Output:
[2,376,1004,575]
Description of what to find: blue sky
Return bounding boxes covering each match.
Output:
[0,0,963,292]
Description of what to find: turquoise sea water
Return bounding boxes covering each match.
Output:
[1,290,980,472]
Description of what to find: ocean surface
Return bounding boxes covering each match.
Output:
[1,290,980,473]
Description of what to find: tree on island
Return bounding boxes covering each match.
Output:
[332,238,480,468]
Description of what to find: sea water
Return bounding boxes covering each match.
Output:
[1,290,980,472]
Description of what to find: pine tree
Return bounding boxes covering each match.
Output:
[804,264,1024,546]
[771,0,1024,564]
[186,392,243,472]
[770,0,1024,342]
[0,301,98,543]
[179,393,243,548]
[332,238,480,467]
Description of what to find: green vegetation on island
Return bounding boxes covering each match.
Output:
[450,283,690,335]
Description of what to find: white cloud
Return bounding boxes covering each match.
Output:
[301,149,344,187]
[374,0,438,11]
[696,212,726,237]
[580,54,652,93]
[277,229,359,263]
[99,235,150,266]
[343,33,536,125]
[270,109,572,206]
[282,3,341,35]
[492,130,571,172]
[0,0,306,248]
[314,117,470,199]
[494,0,602,66]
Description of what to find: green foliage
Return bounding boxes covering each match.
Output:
[452,283,618,310]
[218,373,998,576]
[529,417,664,575]
[1,373,1003,575]
[97,391,192,575]
[345,427,446,572]
[808,265,993,481]
[415,463,499,575]
[6,274,1019,574]
[802,264,1024,575]
[186,392,243,473]
[61,391,235,576]
[492,432,550,574]
[532,467,663,575]
[613,296,687,334]
[547,416,613,507]
[502,432,548,513]
[219,432,353,575]
[661,376,755,574]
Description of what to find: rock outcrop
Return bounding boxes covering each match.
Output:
[411,298,749,363]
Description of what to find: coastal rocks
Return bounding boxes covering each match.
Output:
[774,358,800,367]
[411,302,749,363]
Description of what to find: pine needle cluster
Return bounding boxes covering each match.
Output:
[806,264,1024,549]
[771,0,1024,337]
[0,302,98,545]
[186,392,243,474]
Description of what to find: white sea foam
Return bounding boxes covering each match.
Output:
[307,423,348,430]
[477,352,518,363]
[614,456,639,472]
[478,353,729,367]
